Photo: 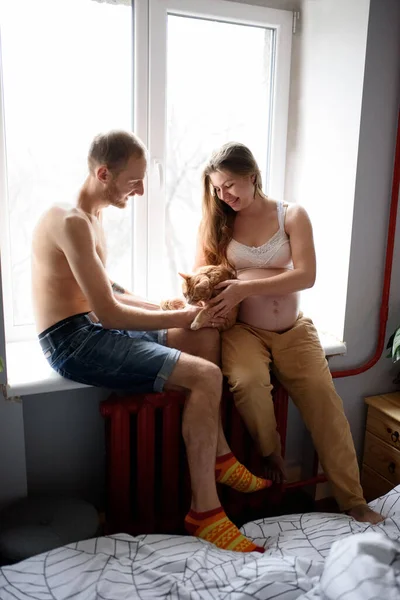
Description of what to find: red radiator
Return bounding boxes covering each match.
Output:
[100,383,323,535]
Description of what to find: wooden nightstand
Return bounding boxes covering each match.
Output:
[362,392,400,501]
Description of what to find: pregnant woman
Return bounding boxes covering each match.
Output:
[194,141,382,524]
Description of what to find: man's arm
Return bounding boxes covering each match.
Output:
[110,281,160,311]
[60,214,199,330]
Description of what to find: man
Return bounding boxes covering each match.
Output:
[32,130,270,553]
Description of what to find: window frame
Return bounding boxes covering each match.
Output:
[0,0,292,341]
[0,27,21,342]
[137,0,293,299]
[0,2,136,342]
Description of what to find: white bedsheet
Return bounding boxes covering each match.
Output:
[1,486,400,600]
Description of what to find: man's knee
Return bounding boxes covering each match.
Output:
[175,355,222,395]
[193,360,222,393]
[195,327,220,344]
[191,328,220,360]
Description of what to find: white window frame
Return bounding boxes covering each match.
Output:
[0,2,137,342]
[0,27,20,342]
[0,0,292,341]
[136,0,293,299]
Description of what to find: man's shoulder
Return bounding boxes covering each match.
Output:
[46,206,93,234]
[38,204,78,226]
[34,206,94,248]
[63,207,92,225]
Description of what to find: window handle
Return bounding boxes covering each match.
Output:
[153,159,164,189]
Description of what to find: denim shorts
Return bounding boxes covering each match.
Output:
[38,313,181,393]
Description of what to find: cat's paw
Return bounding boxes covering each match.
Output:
[190,309,212,330]
[160,298,186,311]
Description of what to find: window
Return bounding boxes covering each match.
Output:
[0,0,292,341]
[144,0,292,300]
[0,0,133,341]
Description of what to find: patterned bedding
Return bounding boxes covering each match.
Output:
[1,487,400,599]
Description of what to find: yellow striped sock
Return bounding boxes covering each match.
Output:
[216,452,272,492]
[185,507,265,553]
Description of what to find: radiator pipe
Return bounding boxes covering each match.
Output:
[331,109,400,379]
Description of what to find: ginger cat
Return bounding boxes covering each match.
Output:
[161,265,238,332]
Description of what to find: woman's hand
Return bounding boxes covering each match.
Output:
[206,280,247,317]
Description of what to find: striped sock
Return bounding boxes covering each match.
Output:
[215,452,272,493]
[185,507,265,553]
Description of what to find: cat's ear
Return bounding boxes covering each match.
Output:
[196,277,211,291]
[178,272,190,281]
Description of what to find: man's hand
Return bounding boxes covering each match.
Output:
[178,304,204,329]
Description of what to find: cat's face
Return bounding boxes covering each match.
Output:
[179,265,235,305]
[181,273,212,304]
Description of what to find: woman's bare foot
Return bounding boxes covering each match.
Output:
[346,504,384,524]
[263,452,286,484]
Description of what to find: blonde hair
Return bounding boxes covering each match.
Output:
[200,142,264,266]
[88,130,147,174]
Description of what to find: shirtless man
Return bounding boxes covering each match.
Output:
[31,130,270,553]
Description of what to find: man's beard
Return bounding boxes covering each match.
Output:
[105,181,128,209]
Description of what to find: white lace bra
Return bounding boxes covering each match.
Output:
[226,201,293,270]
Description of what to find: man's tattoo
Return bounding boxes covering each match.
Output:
[111,282,125,294]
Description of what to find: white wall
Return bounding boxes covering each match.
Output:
[0,0,400,507]
[288,0,400,466]
[286,0,371,339]
[22,387,108,507]
[228,0,400,468]
[331,0,400,456]
[0,254,27,509]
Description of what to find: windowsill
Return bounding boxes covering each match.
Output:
[3,332,346,399]
[4,340,92,399]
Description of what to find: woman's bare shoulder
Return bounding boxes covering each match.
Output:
[284,202,310,219]
[284,203,312,234]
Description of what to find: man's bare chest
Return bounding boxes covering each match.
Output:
[92,221,107,266]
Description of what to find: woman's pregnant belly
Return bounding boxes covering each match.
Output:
[237,268,299,332]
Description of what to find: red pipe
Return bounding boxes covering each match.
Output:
[332,109,400,379]
[286,474,327,490]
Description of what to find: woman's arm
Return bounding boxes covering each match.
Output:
[208,205,316,316]
[243,204,316,295]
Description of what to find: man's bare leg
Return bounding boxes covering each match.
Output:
[167,328,272,494]
[164,351,221,511]
[168,327,230,455]
[164,351,264,552]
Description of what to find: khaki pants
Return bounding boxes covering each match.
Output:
[221,315,365,511]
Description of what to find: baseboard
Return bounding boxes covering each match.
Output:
[315,481,332,501]
[285,461,332,502]
[285,461,302,483]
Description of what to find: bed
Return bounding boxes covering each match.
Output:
[1,487,400,600]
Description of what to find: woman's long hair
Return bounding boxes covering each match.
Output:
[200,142,264,266]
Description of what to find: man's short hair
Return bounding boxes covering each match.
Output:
[88,130,147,174]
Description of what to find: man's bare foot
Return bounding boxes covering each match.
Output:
[346,504,384,524]
[263,452,286,484]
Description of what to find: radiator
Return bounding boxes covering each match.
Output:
[100,383,290,535]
